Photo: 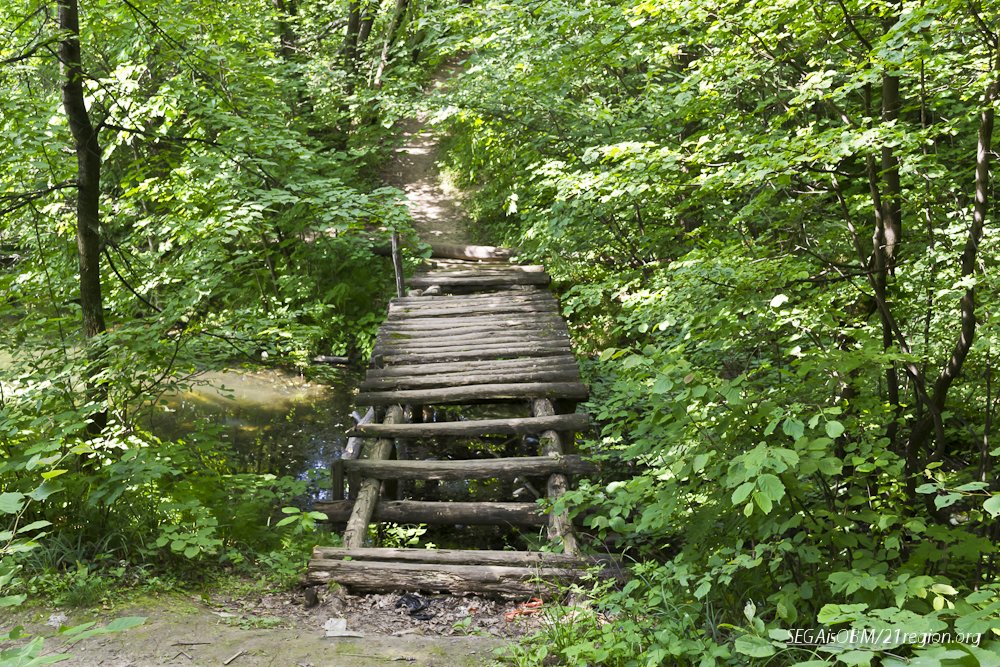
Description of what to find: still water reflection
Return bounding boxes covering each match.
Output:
[145,367,362,493]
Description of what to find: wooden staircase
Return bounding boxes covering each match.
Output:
[307,246,599,597]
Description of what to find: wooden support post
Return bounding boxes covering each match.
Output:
[391,231,405,298]
[532,398,579,556]
[343,404,404,548]
[331,459,345,500]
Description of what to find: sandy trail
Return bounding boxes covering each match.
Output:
[383,78,471,247]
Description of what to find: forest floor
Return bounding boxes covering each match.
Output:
[10,79,545,667]
[8,583,544,666]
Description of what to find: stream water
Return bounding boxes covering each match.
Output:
[144,366,362,498]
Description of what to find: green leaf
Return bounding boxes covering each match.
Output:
[782,418,805,440]
[734,635,776,658]
[17,520,51,533]
[984,495,1000,518]
[27,480,62,502]
[104,617,146,632]
[0,594,27,608]
[757,474,785,503]
[824,420,845,438]
[0,492,25,514]
[731,482,754,505]
[753,491,773,514]
[935,493,962,510]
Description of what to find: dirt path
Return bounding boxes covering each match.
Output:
[383,81,472,246]
[11,585,544,666]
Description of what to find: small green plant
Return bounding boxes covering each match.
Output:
[273,507,328,535]
[377,523,432,548]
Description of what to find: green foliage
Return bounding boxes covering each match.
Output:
[1,0,427,612]
[430,0,1000,663]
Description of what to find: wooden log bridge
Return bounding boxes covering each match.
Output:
[307,244,601,597]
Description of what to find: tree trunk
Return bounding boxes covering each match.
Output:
[59,0,107,432]
[374,0,410,87]
[358,1,377,47]
[343,0,361,75]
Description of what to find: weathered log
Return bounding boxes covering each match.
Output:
[378,331,569,349]
[419,269,547,278]
[312,355,351,365]
[425,262,546,273]
[304,559,578,596]
[392,291,548,305]
[317,499,546,526]
[342,404,403,548]
[377,348,574,366]
[388,303,558,319]
[357,382,589,406]
[350,413,589,437]
[381,314,565,329]
[379,322,567,339]
[372,243,518,261]
[377,340,571,356]
[360,369,580,390]
[407,274,550,289]
[311,547,601,568]
[533,398,578,556]
[390,295,555,311]
[427,244,518,261]
[365,357,580,378]
[343,455,596,480]
[333,407,375,500]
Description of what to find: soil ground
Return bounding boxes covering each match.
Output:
[6,582,549,666]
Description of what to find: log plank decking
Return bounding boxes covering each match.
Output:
[307,245,599,597]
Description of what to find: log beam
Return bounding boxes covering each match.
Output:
[349,413,589,437]
[342,404,403,548]
[342,455,597,480]
[304,559,578,596]
[356,382,589,405]
[317,500,546,526]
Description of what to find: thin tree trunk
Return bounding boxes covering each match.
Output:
[904,51,999,469]
[374,0,410,87]
[344,0,361,75]
[358,1,376,47]
[59,0,107,431]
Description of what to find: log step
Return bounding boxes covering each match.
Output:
[349,413,590,438]
[387,303,558,319]
[427,244,518,261]
[316,500,546,526]
[355,382,590,406]
[304,558,579,596]
[377,350,574,366]
[341,455,597,480]
[365,357,579,378]
[359,369,579,390]
[407,273,550,288]
[376,341,571,357]
[312,547,601,568]
[392,290,548,304]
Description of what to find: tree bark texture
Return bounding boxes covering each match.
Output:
[59,0,106,342]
